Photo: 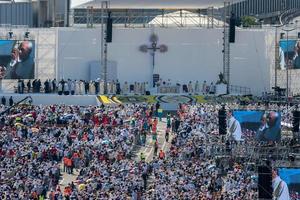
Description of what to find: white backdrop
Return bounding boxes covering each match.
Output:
[56,27,273,95]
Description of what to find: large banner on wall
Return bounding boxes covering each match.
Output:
[279,39,300,70]
[0,40,35,79]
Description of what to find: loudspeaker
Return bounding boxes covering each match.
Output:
[218,107,227,135]
[280,33,285,39]
[106,12,113,43]
[298,32,300,39]
[258,166,273,199]
[229,14,236,43]
[293,110,300,133]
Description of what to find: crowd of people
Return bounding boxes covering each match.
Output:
[15,79,217,95]
[0,98,297,199]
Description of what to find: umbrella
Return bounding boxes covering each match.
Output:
[101,140,110,145]
[15,117,22,121]
[15,123,23,127]
[78,183,86,191]
[31,128,39,133]
[25,114,32,118]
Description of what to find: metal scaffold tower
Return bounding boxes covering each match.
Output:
[223,1,231,94]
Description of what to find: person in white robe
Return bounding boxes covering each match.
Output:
[89,81,95,95]
[64,82,69,95]
[188,81,193,94]
[123,82,129,94]
[272,169,290,200]
[79,81,85,95]
[136,83,141,95]
[75,80,80,95]
[58,82,63,95]
[99,80,105,95]
[202,81,207,95]
[145,82,149,92]
[195,81,200,94]
[227,110,242,141]
[141,82,145,95]
[112,80,116,94]
[70,80,75,95]
[134,82,138,94]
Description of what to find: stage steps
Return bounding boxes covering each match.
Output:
[97,95,122,105]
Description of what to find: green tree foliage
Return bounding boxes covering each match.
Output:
[241,16,257,27]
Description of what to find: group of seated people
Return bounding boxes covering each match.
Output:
[0,99,295,199]
[15,79,218,95]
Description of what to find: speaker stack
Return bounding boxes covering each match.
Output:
[292,110,300,133]
[106,11,113,43]
[218,106,227,135]
[229,13,236,43]
[258,165,273,199]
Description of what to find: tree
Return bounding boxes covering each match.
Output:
[241,16,257,27]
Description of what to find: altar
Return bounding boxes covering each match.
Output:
[158,85,180,94]
[215,84,227,95]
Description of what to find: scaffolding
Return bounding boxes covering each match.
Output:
[223,1,231,94]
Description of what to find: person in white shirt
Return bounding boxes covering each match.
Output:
[227,110,242,141]
[272,169,290,200]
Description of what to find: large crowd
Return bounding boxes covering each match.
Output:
[0,99,297,199]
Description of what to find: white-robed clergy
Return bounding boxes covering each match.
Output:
[75,80,80,95]
[188,81,193,94]
[70,80,75,95]
[141,82,145,95]
[79,81,85,95]
[123,81,129,94]
[195,81,200,94]
[89,81,95,95]
[227,110,242,141]
[272,169,290,200]
[99,80,105,94]
[112,80,116,94]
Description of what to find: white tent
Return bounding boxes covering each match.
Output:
[148,10,225,27]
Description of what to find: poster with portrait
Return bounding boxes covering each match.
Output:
[279,39,300,70]
[233,110,281,141]
[0,40,35,79]
[279,168,300,200]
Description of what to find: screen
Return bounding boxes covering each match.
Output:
[0,40,35,79]
[279,168,300,200]
[279,39,300,70]
[233,110,281,141]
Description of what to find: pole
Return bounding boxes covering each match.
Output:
[275,26,278,91]
[286,30,289,100]
[101,1,108,95]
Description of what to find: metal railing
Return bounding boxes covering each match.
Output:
[73,9,225,28]
[229,85,251,95]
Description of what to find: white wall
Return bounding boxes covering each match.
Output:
[2,27,272,96]
[57,28,101,81]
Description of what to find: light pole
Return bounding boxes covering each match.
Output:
[274,24,285,92]
[282,25,296,100]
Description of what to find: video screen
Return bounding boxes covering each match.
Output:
[279,168,300,200]
[233,110,281,141]
[0,40,35,79]
[279,39,300,70]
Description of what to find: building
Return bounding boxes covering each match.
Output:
[0,0,70,27]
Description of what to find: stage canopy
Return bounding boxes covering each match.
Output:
[74,0,245,9]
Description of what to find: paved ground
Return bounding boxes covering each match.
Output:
[134,118,173,163]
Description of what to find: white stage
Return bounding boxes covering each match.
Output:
[0,27,276,96]
[1,94,100,106]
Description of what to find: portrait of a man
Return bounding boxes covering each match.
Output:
[0,40,35,79]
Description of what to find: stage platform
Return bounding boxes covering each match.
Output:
[0,94,100,106]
